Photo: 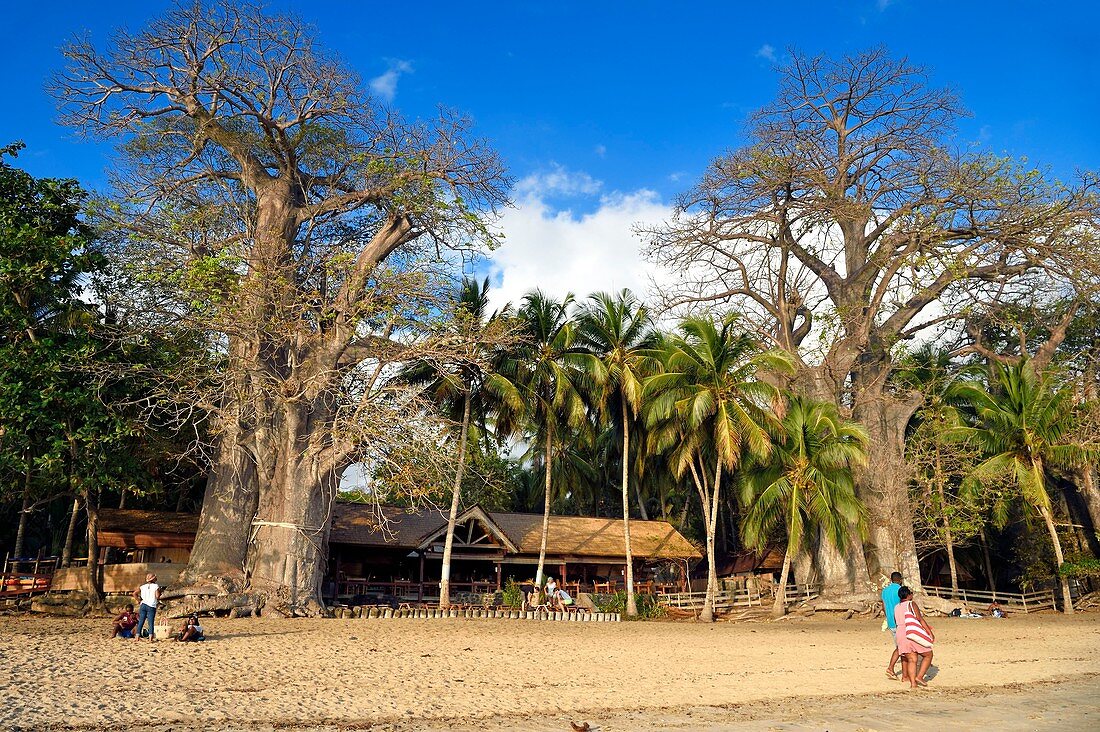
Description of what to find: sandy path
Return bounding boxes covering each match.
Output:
[0,613,1097,730]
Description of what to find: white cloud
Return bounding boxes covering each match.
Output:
[486,167,673,310]
[369,60,413,103]
[756,44,776,62]
[594,144,607,158]
[512,164,603,199]
[877,0,895,9]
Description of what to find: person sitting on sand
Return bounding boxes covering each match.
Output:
[894,585,935,689]
[111,604,138,638]
[988,601,1007,618]
[177,614,205,642]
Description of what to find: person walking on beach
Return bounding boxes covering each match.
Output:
[894,585,935,688]
[882,571,903,680]
[132,573,162,641]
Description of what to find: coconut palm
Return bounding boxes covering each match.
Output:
[399,276,519,608]
[739,396,868,616]
[950,359,1088,614]
[644,314,793,621]
[500,290,594,585]
[575,290,658,617]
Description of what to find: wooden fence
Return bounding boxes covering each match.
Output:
[921,585,1060,613]
[659,583,819,612]
[0,572,53,599]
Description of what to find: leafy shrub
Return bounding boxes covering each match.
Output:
[502,578,524,609]
[590,591,666,619]
[1059,556,1100,578]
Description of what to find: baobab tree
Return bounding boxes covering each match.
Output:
[644,47,1100,598]
[52,1,508,613]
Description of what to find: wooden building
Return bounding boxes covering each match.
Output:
[331,504,701,601]
[57,504,701,600]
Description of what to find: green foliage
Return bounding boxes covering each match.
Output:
[590,591,666,619]
[502,578,524,609]
[738,396,868,559]
[1059,556,1100,579]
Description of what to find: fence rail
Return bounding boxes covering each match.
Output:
[921,585,1057,613]
[659,583,819,611]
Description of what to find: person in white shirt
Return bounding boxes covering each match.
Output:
[132,573,162,640]
[544,576,558,599]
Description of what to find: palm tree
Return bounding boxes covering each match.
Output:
[739,396,868,617]
[575,290,657,617]
[501,290,593,585]
[645,314,792,621]
[399,277,519,608]
[950,359,1088,614]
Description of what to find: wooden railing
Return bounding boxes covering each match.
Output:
[658,583,819,611]
[337,580,498,601]
[921,585,1060,613]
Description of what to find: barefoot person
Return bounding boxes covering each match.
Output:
[177,614,205,642]
[110,604,138,638]
[132,573,162,641]
[882,571,903,680]
[894,585,935,688]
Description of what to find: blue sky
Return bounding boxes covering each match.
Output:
[2,1,1098,302]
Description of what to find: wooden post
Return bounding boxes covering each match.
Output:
[495,562,501,591]
[559,561,567,584]
[418,553,425,602]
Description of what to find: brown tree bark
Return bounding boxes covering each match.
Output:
[62,496,80,567]
[13,475,32,559]
[621,392,638,618]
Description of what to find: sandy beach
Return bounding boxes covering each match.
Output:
[1,612,1097,731]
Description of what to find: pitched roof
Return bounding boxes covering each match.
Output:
[486,511,701,560]
[329,503,448,548]
[99,509,199,535]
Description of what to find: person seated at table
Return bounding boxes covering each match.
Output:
[176,614,205,642]
[111,604,138,638]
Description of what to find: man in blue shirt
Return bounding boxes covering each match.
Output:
[882,571,903,679]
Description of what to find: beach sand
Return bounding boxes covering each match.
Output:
[0,611,1097,731]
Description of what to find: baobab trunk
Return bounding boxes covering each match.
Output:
[245,451,337,615]
[439,392,472,609]
[621,394,638,618]
[180,427,259,591]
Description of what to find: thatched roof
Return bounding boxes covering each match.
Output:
[329,503,448,548]
[486,511,700,560]
[99,509,199,535]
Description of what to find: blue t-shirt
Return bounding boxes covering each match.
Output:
[882,583,901,629]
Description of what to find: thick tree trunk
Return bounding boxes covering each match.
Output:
[62,496,80,567]
[772,547,792,617]
[535,429,553,586]
[621,394,638,618]
[179,424,259,592]
[1039,505,1074,614]
[439,392,472,610]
